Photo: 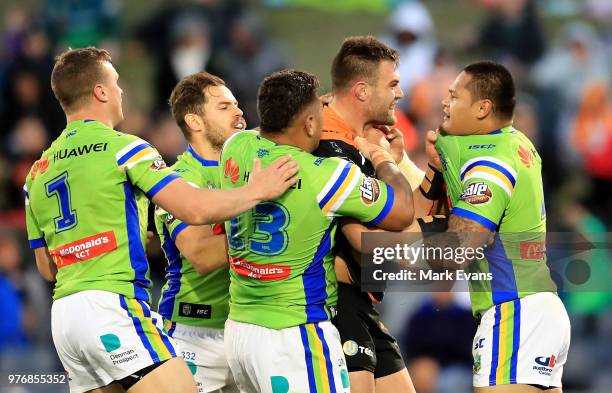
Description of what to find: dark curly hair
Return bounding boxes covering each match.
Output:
[257,69,319,134]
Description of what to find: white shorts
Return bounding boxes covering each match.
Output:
[472,292,571,388]
[167,322,240,392]
[224,319,351,393]
[51,290,177,393]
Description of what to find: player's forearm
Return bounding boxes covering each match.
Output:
[376,161,414,227]
[419,215,489,270]
[183,235,229,274]
[34,247,57,282]
[190,186,264,224]
[154,180,264,225]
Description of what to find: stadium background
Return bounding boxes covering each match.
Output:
[0,0,610,392]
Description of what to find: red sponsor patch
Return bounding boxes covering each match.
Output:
[30,157,49,180]
[520,241,545,260]
[50,231,117,268]
[224,158,240,184]
[229,256,290,281]
[212,223,226,235]
[518,145,533,168]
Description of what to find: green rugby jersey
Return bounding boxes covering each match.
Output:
[155,145,229,329]
[220,131,395,329]
[436,125,557,316]
[24,119,179,302]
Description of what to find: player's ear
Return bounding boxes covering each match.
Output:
[184,113,203,132]
[305,115,315,137]
[353,81,369,102]
[476,99,493,120]
[93,83,108,103]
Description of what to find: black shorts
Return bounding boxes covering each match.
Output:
[332,283,405,378]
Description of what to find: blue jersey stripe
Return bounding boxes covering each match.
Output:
[318,163,352,210]
[451,207,497,231]
[145,173,180,199]
[158,225,183,321]
[487,234,519,305]
[299,325,317,393]
[137,299,176,357]
[187,145,219,166]
[170,222,189,242]
[28,237,46,249]
[119,295,159,362]
[489,304,501,386]
[460,160,516,186]
[365,183,395,226]
[117,142,152,165]
[509,299,521,383]
[124,182,151,302]
[315,323,337,393]
[303,220,336,323]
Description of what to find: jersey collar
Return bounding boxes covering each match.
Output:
[488,125,516,135]
[321,105,356,146]
[187,145,218,166]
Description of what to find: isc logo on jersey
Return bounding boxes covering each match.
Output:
[360,176,380,205]
[460,182,492,205]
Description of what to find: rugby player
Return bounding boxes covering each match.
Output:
[24,47,297,393]
[313,36,445,393]
[220,69,415,393]
[346,61,570,393]
[155,72,244,393]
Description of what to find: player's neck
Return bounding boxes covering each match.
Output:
[328,97,368,136]
[65,108,115,128]
[189,138,220,162]
[475,120,512,135]
[260,129,311,152]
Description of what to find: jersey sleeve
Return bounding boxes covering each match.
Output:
[315,158,394,225]
[24,183,46,249]
[115,137,180,198]
[451,156,517,232]
[154,205,188,244]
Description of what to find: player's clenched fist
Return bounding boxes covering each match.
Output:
[248,154,299,200]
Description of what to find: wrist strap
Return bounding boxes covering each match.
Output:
[419,163,444,200]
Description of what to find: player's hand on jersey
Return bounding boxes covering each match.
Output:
[364,126,404,163]
[248,155,299,201]
[426,129,442,171]
[354,134,388,161]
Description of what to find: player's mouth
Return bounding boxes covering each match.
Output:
[233,119,246,130]
[443,110,450,122]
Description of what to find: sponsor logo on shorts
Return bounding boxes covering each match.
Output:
[100,333,140,365]
[473,353,482,374]
[520,241,546,260]
[150,156,167,170]
[110,349,139,365]
[533,355,556,376]
[50,231,117,268]
[460,182,492,205]
[360,176,380,205]
[229,256,290,281]
[224,158,240,184]
[342,340,374,358]
[100,333,121,352]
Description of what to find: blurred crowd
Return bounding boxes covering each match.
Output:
[0,1,610,392]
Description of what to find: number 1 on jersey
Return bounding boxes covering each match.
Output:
[45,172,77,233]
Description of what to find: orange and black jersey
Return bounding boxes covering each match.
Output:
[312,105,384,303]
